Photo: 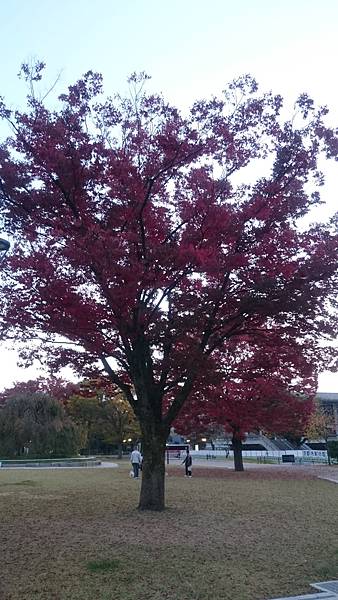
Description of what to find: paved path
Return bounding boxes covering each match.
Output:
[270,592,338,599]
[0,461,119,470]
[270,580,338,599]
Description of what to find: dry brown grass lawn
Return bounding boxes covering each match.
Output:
[1,463,338,600]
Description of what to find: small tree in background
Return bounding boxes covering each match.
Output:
[177,384,313,472]
[175,336,315,471]
[305,403,337,465]
[66,378,140,456]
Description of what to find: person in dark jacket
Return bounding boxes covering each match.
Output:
[181,449,192,477]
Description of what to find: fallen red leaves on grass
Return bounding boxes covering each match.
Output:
[168,466,319,480]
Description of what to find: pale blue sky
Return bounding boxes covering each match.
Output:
[1,0,337,111]
[1,0,337,390]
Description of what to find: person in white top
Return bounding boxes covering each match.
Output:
[130,448,142,478]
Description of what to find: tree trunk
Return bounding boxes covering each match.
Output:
[138,427,167,511]
[232,436,244,471]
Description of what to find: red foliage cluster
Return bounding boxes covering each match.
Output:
[0,377,78,406]
[174,335,316,441]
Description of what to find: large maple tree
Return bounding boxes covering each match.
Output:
[0,66,337,509]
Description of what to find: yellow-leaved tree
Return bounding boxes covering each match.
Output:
[305,403,336,465]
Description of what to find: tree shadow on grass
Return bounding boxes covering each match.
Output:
[0,479,38,487]
[86,559,121,573]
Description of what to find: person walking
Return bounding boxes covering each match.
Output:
[130,447,142,479]
[181,449,192,477]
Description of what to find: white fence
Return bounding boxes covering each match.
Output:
[189,449,328,462]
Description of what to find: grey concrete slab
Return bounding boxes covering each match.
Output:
[270,592,337,599]
[317,477,338,485]
[312,583,338,594]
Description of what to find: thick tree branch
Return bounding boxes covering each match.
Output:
[100,356,136,410]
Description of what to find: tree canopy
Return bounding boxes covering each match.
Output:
[175,334,315,470]
[0,382,82,458]
[0,66,337,508]
[66,378,140,456]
